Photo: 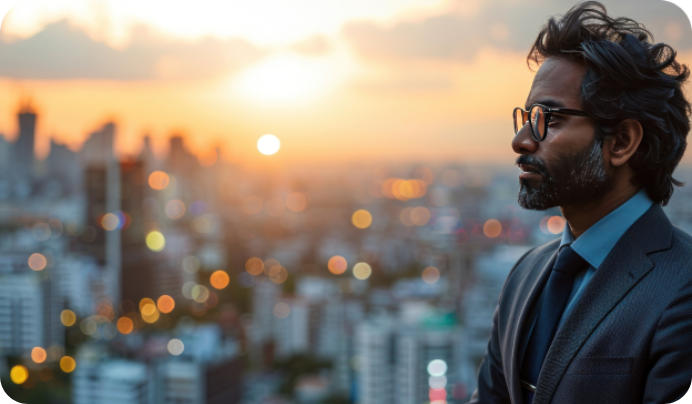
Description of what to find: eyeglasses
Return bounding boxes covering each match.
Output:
[513,104,588,142]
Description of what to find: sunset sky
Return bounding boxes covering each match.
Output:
[0,0,691,167]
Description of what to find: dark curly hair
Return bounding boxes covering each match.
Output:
[528,1,690,205]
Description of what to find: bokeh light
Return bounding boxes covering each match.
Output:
[141,307,160,324]
[400,207,414,226]
[257,134,281,155]
[192,215,212,233]
[32,221,51,241]
[157,295,175,313]
[245,257,264,275]
[328,255,348,275]
[192,285,210,303]
[145,231,166,252]
[141,303,156,316]
[353,262,372,280]
[548,215,566,234]
[210,271,230,289]
[182,255,201,274]
[263,258,281,275]
[148,171,170,190]
[422,266,440,284]
[80,318,97,335]
[268,266,288,284]
[10,365,28,384]
[116,317,134,334]
[139,298,155,311]
[273,302,291,318]
[60,356,76,373]
[60,310,76,327]
[352,209,373,229]
[483,219,502,238]
[286,192,307,212]
[168,339,184,355]
[410,207,431,226]
[28,253,47,271]
[101,213,120,231]
[165,200,186,220]
[414,167,434,185]
[427,359,448,377]
[31,347,47,363]
[243,196,263,215]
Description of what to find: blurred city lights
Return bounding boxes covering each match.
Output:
[145,231,166,251]
[168,339,184,356]
[265,197,286,217]
[60,356,76,373]
[429,375,447,389]
[157,295,176,313]
[352,209,373,229]
[148,171,170,190]
[263,258,281,275]
[422,266,440,284]
[32,221,51,241]
[48,218,63,237]
[547,216,566,234]
[410,206,431,226]
[353,262,372,280]
[182,282,196,299]
[61,310,76,327]
[192,215,212,233]
[427,359,448,377]
[101,213,120,231]
[483,219,502,238]
[327,255,348,275]
[28,252,47,271]
[192,285,210,303]
[116,317,134,334]
[182,255,201,274]
[103,323,118,340]
[400,207,414,226]
[286,192,308,212]
[139,298,155,311]
[382,178,427,201]
[31,347,47,363]
[10,365,28,384]
[245,257,264,275]
[165,199,186,220]
[210,270,230,289]
[257,134,281,155]
[414,166,434,185]
[142,307,160,324]
[80,318,97,335]
[141,303,156,316]
[268,266,288,284]
[273,302,291,318]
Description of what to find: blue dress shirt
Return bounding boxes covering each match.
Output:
[520,189,654,363]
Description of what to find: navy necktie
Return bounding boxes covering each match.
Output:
[520,245,588,404]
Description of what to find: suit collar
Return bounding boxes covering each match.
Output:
[531,203,672,404]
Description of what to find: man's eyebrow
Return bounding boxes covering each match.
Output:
[524,99,566,110]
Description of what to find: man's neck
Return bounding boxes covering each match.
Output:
[561,185,641,239]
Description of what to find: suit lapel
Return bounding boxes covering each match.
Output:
[506,248,558,404]
[532,204,673,404]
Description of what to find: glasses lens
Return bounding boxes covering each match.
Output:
[530,105,545,141]
[513,108,526,135]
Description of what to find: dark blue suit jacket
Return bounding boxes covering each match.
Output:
[468,204,692,403]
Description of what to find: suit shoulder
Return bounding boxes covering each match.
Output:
[672,225,692,250]
[524,237,561,260]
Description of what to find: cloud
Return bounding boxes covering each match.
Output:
[0,20,266,80]
[342,0,692,63]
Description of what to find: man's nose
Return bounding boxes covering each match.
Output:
[511,121,539,155]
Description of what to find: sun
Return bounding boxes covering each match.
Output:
[258,134,281,155]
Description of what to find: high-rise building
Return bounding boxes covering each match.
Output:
[355,316,395,404]
[72,358,153,404]
[14,102,36,178]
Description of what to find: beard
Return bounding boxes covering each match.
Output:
[517,138,611,210]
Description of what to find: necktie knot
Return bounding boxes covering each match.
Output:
[553,245,588,276]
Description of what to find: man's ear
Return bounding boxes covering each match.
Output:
[605,119,643,167]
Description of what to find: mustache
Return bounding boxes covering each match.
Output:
[516,155,549,176]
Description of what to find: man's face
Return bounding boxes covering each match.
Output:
[512,58,610,210]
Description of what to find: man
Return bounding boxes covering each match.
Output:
[468,2,692,404]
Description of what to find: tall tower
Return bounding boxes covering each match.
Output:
[14,100,37,177]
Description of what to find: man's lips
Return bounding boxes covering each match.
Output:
[518,164,542,179]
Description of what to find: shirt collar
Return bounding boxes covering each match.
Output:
[559,189,654,269]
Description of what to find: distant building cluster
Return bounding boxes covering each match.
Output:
[2,104,692,404]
